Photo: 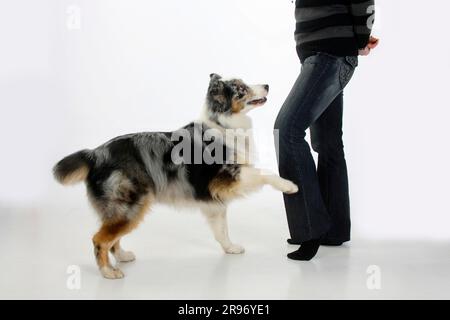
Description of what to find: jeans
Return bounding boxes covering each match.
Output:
[274,52,358,243]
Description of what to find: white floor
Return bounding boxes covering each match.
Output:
[1,190,450,300]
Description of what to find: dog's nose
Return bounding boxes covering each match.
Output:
[264,84,269,92]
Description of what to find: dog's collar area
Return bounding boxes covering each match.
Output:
[205,111,232,130]
[212,117,231,129]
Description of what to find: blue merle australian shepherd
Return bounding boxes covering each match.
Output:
[54,74,298,279]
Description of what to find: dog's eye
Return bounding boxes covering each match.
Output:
[235,86,247,99]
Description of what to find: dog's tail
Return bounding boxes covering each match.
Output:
[53,149,93,185]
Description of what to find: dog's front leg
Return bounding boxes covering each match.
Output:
[239,167,299,194]
[263,173,299,194]
[201,205,245,254]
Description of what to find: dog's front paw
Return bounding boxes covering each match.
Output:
[224,244,245,254]
[100,266,124,279]
[279,179,299,194]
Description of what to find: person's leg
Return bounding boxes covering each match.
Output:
[310,92,351,245]
[274,54,345,259]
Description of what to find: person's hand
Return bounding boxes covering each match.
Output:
[358,36,379,56]
[358,47,371,56]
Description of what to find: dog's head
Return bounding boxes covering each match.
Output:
[206,73,269,116]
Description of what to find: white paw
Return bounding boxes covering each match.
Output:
[100,266,124,279]
[114,250,136,262]
[224,244,245,254]
[279,179,299,194]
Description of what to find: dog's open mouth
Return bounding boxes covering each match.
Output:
[248,97,267,106]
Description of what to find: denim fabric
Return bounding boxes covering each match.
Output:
[274,52,358,243]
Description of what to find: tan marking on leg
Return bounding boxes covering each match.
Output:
[209,174,240,201]
[209,166,265,201]
[92,195,152,279]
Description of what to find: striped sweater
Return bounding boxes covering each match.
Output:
[295,0,375,62]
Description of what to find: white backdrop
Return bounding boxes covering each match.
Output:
[1,0,449,240]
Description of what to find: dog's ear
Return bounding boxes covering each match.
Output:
[209,73,222,81]
[209,80,223,96]
[208,74,223,96]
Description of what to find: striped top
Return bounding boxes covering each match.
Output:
[295,0,375,62]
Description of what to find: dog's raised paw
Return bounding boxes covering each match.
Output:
[224,244,245,254]
[281,180,299,194]
[114,250,136,263]
[100,266,124,279]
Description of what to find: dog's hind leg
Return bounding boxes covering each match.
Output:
[201,205,245,254]
[110,239,136,262]
[93,221,130,279]
[92,196,152,279]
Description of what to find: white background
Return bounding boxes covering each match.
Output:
[1,0,450,300]
[1,0,449,239]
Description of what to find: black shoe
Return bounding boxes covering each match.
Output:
[320,240,346,246]
[287,238,302,245]
[289,238,345,246]
[287,238,321,261]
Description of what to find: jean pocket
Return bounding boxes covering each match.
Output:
[339,57,357,89]
[345,56,358,68]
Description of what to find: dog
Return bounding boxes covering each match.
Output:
[53,73,298,279]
